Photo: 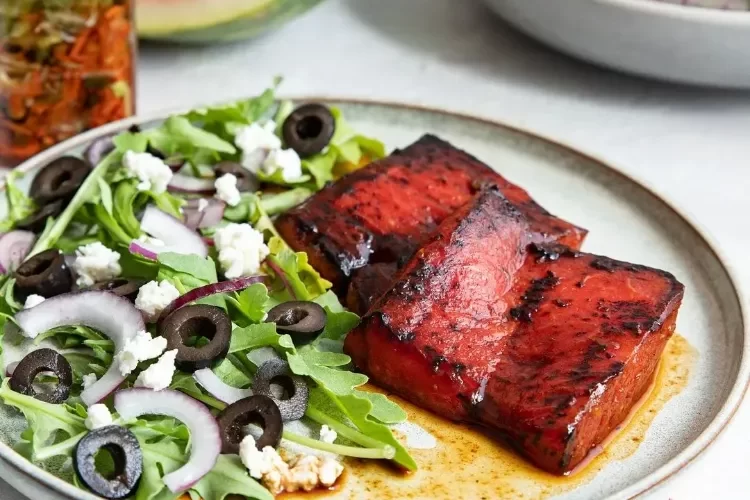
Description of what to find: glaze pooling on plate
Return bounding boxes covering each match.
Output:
[0,101,745,500]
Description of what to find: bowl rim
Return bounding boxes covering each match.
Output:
[0,97,747,500]
[597,0,750,23]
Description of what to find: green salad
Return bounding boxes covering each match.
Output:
[0,83,416,500]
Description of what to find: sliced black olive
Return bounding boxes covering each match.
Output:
[14,248,73,299]
[252,359,309,421]
[160,305,232,372]
[84,136,116,168]
[266,301,327,344]
[217,395,282,454]
[87,279,145,302]
[74,425,142,499]
[14,199,64,233]
[282,103,336,158]
[30,156,89,204]
[10,348,72,403]
[214,161,259,192]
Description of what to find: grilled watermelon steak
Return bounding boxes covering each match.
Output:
[136,0,324,43]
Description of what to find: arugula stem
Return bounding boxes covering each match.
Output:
[304,406,389,451]
[34,431,86,461]
[282,430,395,460]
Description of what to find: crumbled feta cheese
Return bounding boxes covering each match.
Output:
[319,425,337,444]
[214,173,241,207]
[134,280,180,323]
[81,373,98,389]
[138,234,165,247]
[85,404,113,430]
[239,436,344,495]
[115,330,167,375]
[197,198,209,212]
[123,151,173,194]
[262,148,302,182]
[23,294,45,309]
[235,121,281,173]
[214,223,269,279]
[134,349,177,391]
[73,242,122,287]
[317,457,344,487]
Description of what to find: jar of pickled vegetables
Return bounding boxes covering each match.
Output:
[0,0,136,167]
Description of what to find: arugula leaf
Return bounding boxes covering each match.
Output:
[353,390,407,424]
[157,252,217,284]
[226,283,269,326]
[96,177,114,216]
[113,132,148,153]
[213,358,252,389]
[130,432,184,500]
[287,349,367,396]
[164,116,236,154]
[256,169,311,188]
[113,180,142,237]
[267,237,331,301]
[190,455,273,500]
[0,170,37,231]
[302,149,337,189]
[227,323,294,354]
[0,379,86,458]
[311,386,416,471]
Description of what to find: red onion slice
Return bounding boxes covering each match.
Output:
[0,230,35,274]
[14,291,145,406]
[115,388,221,492]
[193,368,252,405]
[158,275,268,323]
[128,241,159,261]
[167,173,215,194]
[183,198,225,230]
[140,205,208,258]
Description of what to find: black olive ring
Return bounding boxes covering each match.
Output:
[14,248,73,300]
[216,394,283,454]
[9,348,73,404]
[266,301,327,345]
[30,156,89,204]
[160,305,232,372]
[282,103,336,158]
[74,425,143,499]
[251,359,309,421]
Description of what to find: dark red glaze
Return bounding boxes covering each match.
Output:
[275,134,587,312]
[344,189,684,475]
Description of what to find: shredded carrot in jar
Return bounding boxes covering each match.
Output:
[0,0,136,166]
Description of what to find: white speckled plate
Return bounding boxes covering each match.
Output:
[0,100,746,500]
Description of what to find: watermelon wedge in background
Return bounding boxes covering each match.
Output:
[136,0,325,43]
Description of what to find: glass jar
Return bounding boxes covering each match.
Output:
[0,0,136,167]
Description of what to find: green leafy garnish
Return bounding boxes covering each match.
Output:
[266,237,331,301]
[0,170,37,231]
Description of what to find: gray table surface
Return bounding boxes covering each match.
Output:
[3,1,750,498]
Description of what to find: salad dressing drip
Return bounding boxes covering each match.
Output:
[281,333,695,500]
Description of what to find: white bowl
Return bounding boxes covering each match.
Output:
[483,0,750,88]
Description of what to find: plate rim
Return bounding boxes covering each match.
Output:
[0,97,746,500]
[598,0,750,24]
